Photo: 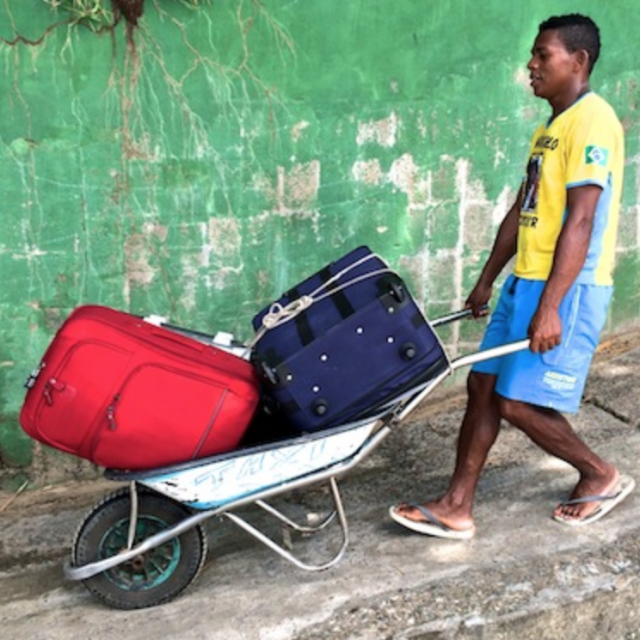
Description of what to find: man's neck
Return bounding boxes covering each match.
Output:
[550,82,591,119]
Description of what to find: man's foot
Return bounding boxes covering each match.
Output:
[553,470,635,526]
[389,501,475,539]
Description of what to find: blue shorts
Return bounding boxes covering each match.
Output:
[472,275,612,413]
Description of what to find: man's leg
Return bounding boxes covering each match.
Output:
[498,397,620,521]
[393,370,501,532]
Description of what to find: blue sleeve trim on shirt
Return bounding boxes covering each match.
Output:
[566,178,607,190]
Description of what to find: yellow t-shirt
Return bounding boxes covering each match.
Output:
[515,92,624,286]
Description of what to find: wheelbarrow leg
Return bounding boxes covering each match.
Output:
[254,498,336,533]
[222,476,350,572]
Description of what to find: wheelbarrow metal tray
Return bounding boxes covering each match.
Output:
[106,412,390,510]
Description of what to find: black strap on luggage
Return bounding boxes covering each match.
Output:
[290,266,356,346]
[319,265,355,319]
[290,286,315,346]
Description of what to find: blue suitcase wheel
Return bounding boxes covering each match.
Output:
[388,280,406,303]
[312,399,329,416]
[401,343,417,360]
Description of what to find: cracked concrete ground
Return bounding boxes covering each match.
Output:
[0,328,639,639]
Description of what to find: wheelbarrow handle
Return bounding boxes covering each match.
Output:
[450,339,531,371]
[430,305,489,328]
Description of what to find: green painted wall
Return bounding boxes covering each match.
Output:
[1,0,639,486]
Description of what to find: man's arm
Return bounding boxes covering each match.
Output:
[466,187,523,315]
[528,184,602,352]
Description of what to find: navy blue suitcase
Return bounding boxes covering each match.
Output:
[251,246,448,433]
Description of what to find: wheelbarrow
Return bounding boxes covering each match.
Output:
[63,307,528,609]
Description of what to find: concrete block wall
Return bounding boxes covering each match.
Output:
[1,0,639,486]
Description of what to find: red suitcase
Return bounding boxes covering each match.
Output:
[20,305,260,470]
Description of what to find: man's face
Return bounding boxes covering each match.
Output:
[527,29,580,102]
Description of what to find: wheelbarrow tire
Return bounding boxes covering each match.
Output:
[72,487,207,610]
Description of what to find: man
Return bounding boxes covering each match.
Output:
[390,14,633,539]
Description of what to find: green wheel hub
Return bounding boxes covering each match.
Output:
[100,515,181,591]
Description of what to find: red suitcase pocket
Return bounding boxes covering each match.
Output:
[24,340,133,455]
[91,363,249,470]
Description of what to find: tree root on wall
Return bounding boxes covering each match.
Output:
[112,0,145,27]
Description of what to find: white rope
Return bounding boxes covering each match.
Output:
[311,268,393,306]
[248,251,394,348]
[261,295,315,329]
[305,252,379,299]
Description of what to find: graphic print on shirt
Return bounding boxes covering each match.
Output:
[522,154,543,213]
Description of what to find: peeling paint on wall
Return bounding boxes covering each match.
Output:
[123,222,167,303]
[291,120,310,142]
[389,153,429,211]
[351,158,384,185]
[356,112,399,148]
[207,217,242,262]
[256,162,322,221]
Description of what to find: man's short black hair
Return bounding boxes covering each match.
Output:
[539,14,601,73]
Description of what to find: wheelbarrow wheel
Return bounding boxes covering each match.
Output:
[72,487,207,609]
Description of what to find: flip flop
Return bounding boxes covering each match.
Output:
[553,474,636,527]
[389,503,476,540]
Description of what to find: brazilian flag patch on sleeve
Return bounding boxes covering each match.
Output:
[586,145,609,166]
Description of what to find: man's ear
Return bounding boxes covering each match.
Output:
[574,49,590,73]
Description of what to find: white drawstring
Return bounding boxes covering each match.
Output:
[248,251,392,349]
[261,295,315,329]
